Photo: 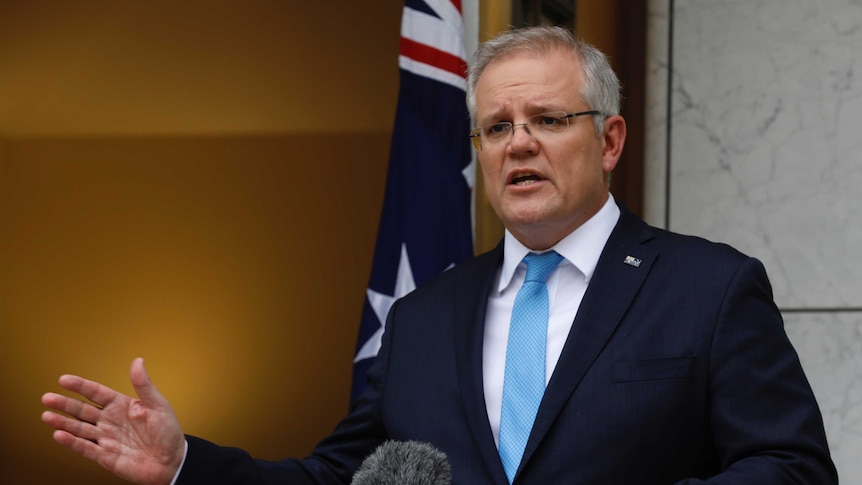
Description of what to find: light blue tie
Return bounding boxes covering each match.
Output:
[498,251,564,483]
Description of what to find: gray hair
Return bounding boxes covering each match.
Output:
[466,26,621,136]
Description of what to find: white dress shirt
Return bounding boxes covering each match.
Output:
[482,195,620,446]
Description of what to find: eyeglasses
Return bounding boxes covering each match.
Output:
[468,110,602,151]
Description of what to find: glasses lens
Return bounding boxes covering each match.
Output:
[473,111,579,150]
[482,123,513,142]
[528,111,569,133]
[470,133,482,151]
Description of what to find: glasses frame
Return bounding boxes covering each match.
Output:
[469,110,602,151]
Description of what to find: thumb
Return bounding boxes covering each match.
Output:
[129,357,169,408]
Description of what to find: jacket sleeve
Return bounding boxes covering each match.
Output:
[675,257,837,484]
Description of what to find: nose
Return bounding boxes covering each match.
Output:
[511,122,531,137]
[508,122,537,152]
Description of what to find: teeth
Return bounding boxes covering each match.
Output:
[511,172,541,186]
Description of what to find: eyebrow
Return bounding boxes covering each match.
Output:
[479,105,566,124]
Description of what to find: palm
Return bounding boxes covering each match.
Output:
[42,358,185,485]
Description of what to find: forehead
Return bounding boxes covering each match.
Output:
[474,48,584,119]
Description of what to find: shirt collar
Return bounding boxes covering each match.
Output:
[497,194,621,293]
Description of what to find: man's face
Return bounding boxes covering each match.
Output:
[474,48,625,250]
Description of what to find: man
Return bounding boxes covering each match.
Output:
[42,26,837,484]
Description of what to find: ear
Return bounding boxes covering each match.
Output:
[601,115,627,173]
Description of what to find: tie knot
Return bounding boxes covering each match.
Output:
[522,251,564,283]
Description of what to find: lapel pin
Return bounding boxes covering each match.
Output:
[623,255,642,268]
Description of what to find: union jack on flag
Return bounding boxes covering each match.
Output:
[350,0,475,402]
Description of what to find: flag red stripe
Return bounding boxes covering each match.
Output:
[451,0,462,14]
[400,37,467,78]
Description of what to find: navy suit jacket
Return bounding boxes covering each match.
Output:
[178,207,837,484]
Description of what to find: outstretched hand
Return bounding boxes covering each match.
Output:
[42,358,186,485]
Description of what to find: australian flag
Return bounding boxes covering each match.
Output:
[350,0,474,402]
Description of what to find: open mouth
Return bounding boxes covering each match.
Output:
[510,172,544,186]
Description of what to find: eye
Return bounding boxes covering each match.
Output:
[530,112,571,132]
[484,123,511,136]
[536,115,563,126]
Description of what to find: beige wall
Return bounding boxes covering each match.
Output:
[0,1,403,136]
[0,1,401,483]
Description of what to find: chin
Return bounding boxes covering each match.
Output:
[504,215,558,238]
[504,202,556,224]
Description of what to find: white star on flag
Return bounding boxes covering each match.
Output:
[353,243,417,363]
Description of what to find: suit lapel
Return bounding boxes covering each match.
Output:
[519,208,658,474]
[452,243,511,484]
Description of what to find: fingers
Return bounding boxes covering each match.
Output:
[42,391,103,425]
[51,429,109,464]
[57,373,123,409]
[41,391,104,444]
[41,409,100,442]
[129,358,169,410]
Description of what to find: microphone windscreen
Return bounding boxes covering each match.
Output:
[351,440,452,485]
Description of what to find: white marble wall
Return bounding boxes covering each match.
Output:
[646,0,862,482]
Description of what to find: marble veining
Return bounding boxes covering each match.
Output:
[668,0,862,308]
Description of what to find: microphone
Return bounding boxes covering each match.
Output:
[351,440,452,485]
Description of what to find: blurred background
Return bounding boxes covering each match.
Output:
[0,1,400,483]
